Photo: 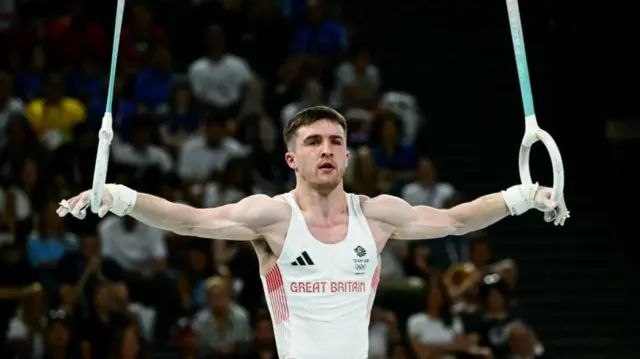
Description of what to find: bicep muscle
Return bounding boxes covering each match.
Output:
[186,195,287,240]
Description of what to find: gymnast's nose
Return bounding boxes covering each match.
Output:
[320,141,333,158]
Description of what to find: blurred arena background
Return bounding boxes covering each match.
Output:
[0,0,635,358]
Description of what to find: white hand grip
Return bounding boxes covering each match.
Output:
[518,115,565,205]
[91,113,114,214]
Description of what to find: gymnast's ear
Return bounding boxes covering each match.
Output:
[285,152,296,171]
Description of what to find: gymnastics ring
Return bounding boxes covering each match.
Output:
[519,115,565,218]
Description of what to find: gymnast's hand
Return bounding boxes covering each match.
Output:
[532,186,570,226]
[56,186,114,220]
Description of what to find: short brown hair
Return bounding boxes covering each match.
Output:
[283,106,347,149]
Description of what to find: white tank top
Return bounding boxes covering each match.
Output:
[260,193,381,359]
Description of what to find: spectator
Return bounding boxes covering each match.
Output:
[209,0,248,57]
[0,71,25,147]
[235,0,291,83]
[188,25,254,112]
[56,232,125,313]
[0,180,33,243]
[177,247,215,315]
[67,57,103,104]
[291,0,347,58]
[243,312,277,359]
[50,122,98,195]
[46,0,109,67]
[369,308,401,359]
[280,78,325,128]
[203,158,255,208]
[6,283,48,359]
[402,157,456,208]
[97,214,167,290]
[468,237,518,291]
[407,278,482,359]
[42,309,75,359]
[192,276,252,358]
[371,111,418,189]
[343,108,373,148]
[0,245,37,355]
[172,318,198,359]
[155,80,202,151]
[404,246,432,279]
[25,72,86,149]
[506,324,546,359]
[6,12,47,72]
[110,284,156,343]
[98,215,178,341]
[387,341,411,359]
[469,238,492,273]
[379,240,408,281]
[330,44,381,109]
[379,91,424,145]
[26,200,78,296]
[471,274,529,359]
[111,114,174,174]
[120,2,167,71]
[16,46,47,101]
[225,241,263,315]
[134,43,174,111]
[88,72,136,141]
[105,323,141,359]
[345,146,384,197]
[79,283,129,359]
[177,113,249,183]
[0,116,45,186]
[17,159,47,220]
[248,115,290,196]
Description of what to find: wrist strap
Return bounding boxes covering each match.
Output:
[105,184,137,216]
[501,184,538,216]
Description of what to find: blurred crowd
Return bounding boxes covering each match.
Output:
[0,0,547,358]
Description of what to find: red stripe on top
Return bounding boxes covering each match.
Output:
[265,265,290,324]
[367,263,382,317]
[371,264,381,291]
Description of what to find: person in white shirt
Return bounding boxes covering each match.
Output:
[177,114,250,182]
[407,279,484,359]
[60,106,568,359]
[192,276,252,357]
[368,308,401,359]
[111,115,173,174]
[330,45,381,108]
[6,285,47,359]
[188,26,253,112]
[98,215,179,341]
[402,157,456,209]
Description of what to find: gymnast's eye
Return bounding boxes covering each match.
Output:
[305,137,321,146]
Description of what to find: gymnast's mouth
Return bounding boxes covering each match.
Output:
[318,162,336,170]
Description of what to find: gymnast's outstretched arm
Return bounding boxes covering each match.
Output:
[363,184,569,240]
[57,185,289,240]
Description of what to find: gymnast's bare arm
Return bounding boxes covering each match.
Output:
[363,193,510,241]
[130,193,289,239]
[57,187,290,240]
[363,184,567,243]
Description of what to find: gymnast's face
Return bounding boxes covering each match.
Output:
[286,120,349,193]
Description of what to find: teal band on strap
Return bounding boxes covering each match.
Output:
[506,0,535,117]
